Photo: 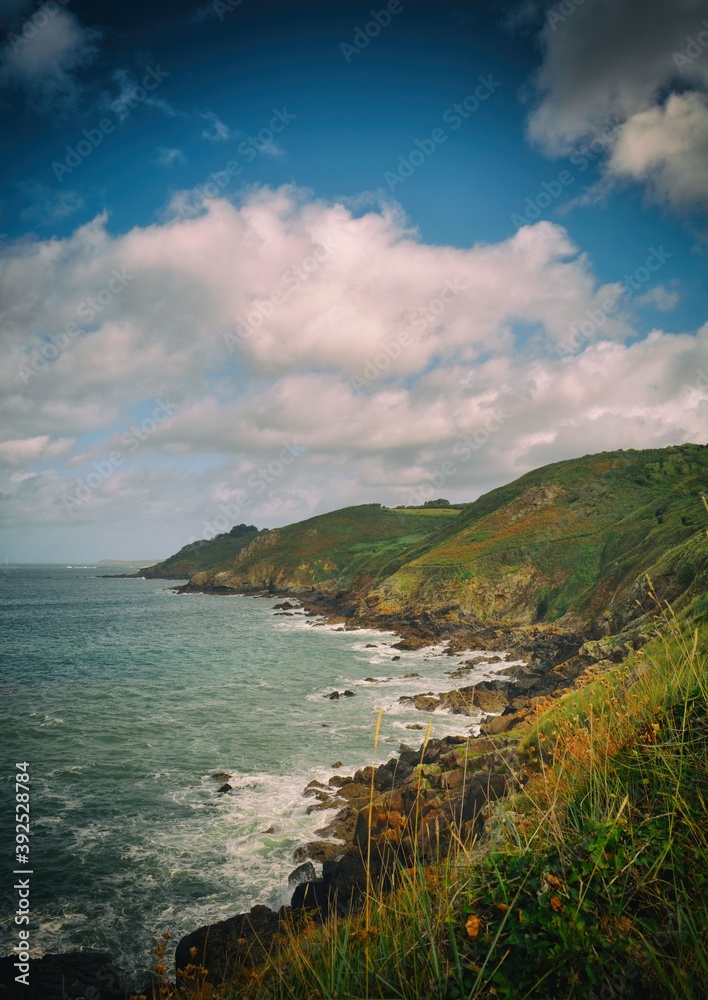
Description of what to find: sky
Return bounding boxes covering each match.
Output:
[0,0,707,562]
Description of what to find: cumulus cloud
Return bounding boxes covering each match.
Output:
[0,6,102,110]
[608,92,708,209]
[525,0,708,213]
[0,186,704,547]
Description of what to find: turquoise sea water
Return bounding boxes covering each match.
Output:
[0,568,515,979]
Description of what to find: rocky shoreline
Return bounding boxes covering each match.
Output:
[2,587,647,999]
[169,588,653,991]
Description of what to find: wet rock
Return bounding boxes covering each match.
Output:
[325,690,340,699]
[217,783,232,794]
[404,672,421,678]
[342,690,356,697]
[176,904,284,985]
[288,861,316,887]
[406,723,424,730]
[274,601,296,610]
[291,878,331,915]
[210,772,231,781]
[294,840,344,864]
[306,799,340,814]
[365,643,377,647]
[392,655,401,661]
[331,760,343,768]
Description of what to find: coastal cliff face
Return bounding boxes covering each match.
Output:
[185,444,708,634]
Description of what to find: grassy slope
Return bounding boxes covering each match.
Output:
[189,505,460,594]
[139,529,262,579]
[211,594,707,1000]
[366,444,708,627]
[189,445,707,632]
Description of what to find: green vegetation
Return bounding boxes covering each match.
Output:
[151,590,706,999]
[140,524,262,578]
[189,504,460,594]
[141,451,708,999]
[187,445,708,636]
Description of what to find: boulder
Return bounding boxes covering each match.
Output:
[216,783,232,794]
[175,904,284,985]
[288,861,316,887]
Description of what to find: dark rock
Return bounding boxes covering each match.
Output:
[392,655,401,661]
[365,643,377,647]
[331,760,343,768]
[288,861,316,887]
[406,723,424,730]
[293,840,344,864]
[342,690,356,697]
[274,601,296,609]
[404,672,421,678]
[210,772,231,781]
[325,691,340,699]
[176,904,284,985]
[305,779,329,791]
[290,878,331,915]
[217,783,232,794]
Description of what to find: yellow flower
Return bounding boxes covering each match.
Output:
[465,914,481,939]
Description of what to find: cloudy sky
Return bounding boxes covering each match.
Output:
[0,0,706,562]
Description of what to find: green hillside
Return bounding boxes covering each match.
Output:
[367,443,708,628]
[188,445,707,632]
[139,524,262,578]
[188,505,460,594]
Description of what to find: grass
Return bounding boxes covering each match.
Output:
[146,579,707,1000]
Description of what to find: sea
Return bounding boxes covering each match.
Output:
[0,566,516,982]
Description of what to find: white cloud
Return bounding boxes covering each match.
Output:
[608,92,708,210]
[635,284,679,312]
[525,0,708,213]
[0,435,75,466]
[0,186,704,549]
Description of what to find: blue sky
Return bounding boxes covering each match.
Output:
[0,0,706,561]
